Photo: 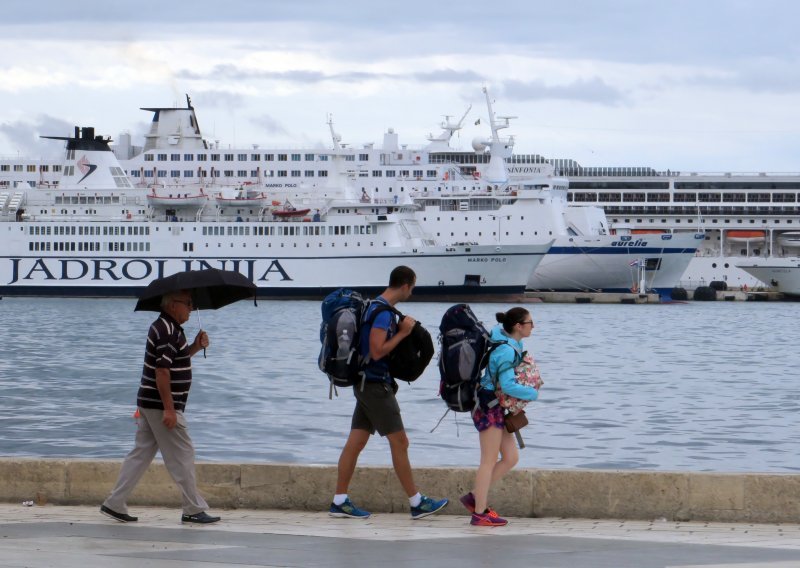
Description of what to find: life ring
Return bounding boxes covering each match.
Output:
[473,171,481,179]
[126,212,132,220]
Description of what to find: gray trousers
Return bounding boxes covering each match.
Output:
[103,407,208,515]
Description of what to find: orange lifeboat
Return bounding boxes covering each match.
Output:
[727,230,766,243]
[630,229,668,235]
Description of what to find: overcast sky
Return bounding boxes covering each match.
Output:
[2,0,799,172]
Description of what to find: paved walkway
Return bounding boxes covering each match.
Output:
[1,504,800,567]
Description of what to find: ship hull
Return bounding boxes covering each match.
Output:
[0,223,548,299]
[736,258,800,296]
[528,233,703,296]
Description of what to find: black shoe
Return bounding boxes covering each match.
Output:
[100,505,138,523]
[181,511,221,524]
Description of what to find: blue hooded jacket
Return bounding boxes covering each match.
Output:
[479,324,539,401]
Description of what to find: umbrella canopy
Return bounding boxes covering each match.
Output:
[134,268,258,312]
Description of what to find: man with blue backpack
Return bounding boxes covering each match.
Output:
[329,266,449,520]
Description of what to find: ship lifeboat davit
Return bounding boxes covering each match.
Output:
[777,231,800,248]
[726,230,766,244]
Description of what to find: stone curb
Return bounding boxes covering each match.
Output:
[1,458,798,522]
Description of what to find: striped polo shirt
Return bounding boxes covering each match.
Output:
[136,313,193,412]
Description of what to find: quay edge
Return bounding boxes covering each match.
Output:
[2,458,799,524]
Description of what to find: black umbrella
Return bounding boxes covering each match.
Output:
[135,268,258,357]
[134,268,257,312]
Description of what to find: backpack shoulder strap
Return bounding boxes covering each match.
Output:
[488,340,522,385]
[363,301,402,327]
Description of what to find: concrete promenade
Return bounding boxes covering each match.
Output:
[2,504,800,567]
[4,459,800,566]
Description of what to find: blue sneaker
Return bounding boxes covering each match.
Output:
[410,495,449,519]
[329,498,371,519]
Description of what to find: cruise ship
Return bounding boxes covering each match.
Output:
[0,92,716,295]
[0,127,551,298]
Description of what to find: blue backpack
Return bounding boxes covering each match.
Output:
[437,304,506,413]
[318,289,370,396]
[318,289,433,396]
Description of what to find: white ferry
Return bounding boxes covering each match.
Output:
[0,92,705,295]
[506,161,800,291]
[736,257,800,296]
[0,127,550,298]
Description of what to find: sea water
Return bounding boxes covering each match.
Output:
[0,297,797,473]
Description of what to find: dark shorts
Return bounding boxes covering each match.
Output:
[351,381,404,437]
[472,391,506,432]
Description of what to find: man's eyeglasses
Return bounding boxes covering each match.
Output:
[173,299,194,308]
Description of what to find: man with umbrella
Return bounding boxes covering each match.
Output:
[102,269,255,523]
[101,280,230,524]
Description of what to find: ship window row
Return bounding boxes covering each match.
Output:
[0,164,37,172]
[571,192,798,204]
[125,169,455,181]
[131,169,325,179]
[55,195,122,205]
[201,224,373,237]
[429,153,491,165]
[602,205,800,216]
[675,182,800,190]
[0,164,61,173]
[144,153,330,163]
[28,241,151,252]
[28,225,151,236]
[558,166,661,177]
[569,181,670,190]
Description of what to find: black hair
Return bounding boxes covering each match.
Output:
[495,307,530,333]
[389,265,416,288]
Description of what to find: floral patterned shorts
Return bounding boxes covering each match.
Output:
[472,403,505,432]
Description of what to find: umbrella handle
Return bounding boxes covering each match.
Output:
[195,309,206,358]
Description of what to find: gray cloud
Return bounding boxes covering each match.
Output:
[501,78,626,106]
[412,69,485,83]
[250,115,289,137]
[0,114,74,158]
[176,64,484,85]
[687,59,800,95]
[191,90,246,110]
[6,0,800,68]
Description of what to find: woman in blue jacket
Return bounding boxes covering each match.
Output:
[462,307,538,526]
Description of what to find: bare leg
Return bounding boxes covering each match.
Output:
[386,430,417,497]
[473,427,504,513]
[490,430,520,484]
[335,429,371,494]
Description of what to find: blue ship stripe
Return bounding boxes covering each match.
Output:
[548,247,695,255]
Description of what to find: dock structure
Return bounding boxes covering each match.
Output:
[525,291,662,304]
[524,290,786,303]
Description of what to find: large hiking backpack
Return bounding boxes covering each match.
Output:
[319,289,434,394]
[318,289,369,394]
[437,304,504,413]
